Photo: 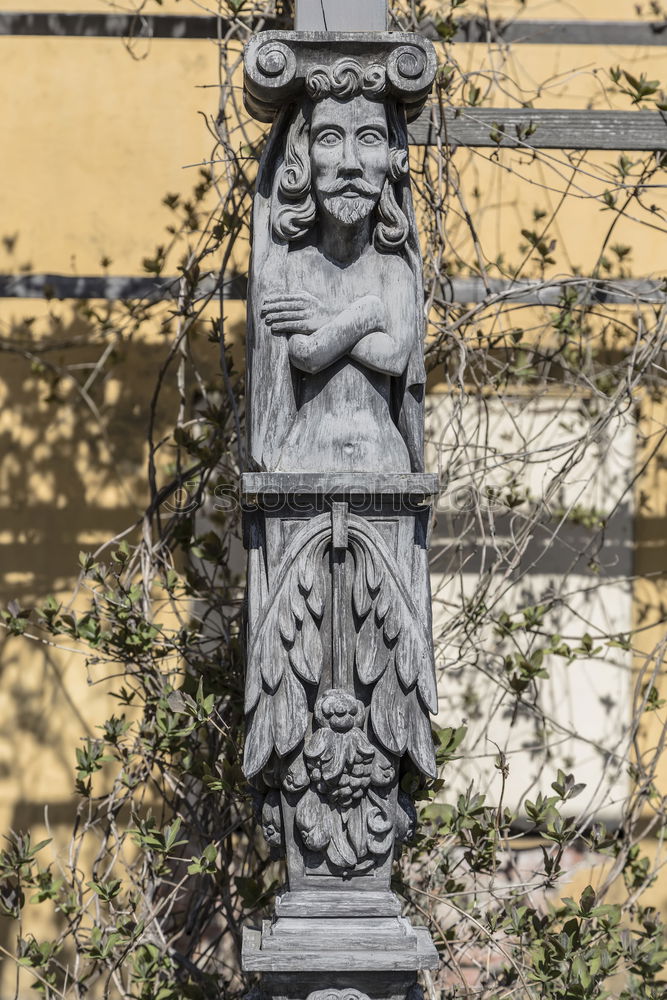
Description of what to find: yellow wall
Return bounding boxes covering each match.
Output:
[0,20,223,984]
[0,38,216,273]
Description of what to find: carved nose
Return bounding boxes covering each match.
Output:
[338,139,362,174]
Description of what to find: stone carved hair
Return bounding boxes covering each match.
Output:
[273,58,411,252]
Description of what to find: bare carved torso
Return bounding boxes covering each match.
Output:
[266,243,416,472]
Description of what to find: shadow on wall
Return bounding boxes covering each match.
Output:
[2,305,164,602]
[0,298,245,601]
[0,297,244,975]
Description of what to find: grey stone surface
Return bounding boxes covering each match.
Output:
[296,0,387,32]
[239,25,439,998]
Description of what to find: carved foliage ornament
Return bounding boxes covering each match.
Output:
[287,688,395,869]
[243,514,437,782]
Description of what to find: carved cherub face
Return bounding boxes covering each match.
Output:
[309,95,390,227]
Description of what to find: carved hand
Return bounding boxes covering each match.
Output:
[261,292,334,335]
[285,296,388,375]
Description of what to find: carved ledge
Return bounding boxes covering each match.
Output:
[241,472,439,504]
[242,920,439,972]
[244,31,437,122]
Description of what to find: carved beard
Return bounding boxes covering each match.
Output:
[321,192,378,225]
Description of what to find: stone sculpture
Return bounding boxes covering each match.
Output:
[239,18,439,1000]
[247,56,426,475]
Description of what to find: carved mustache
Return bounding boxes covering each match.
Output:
[320,179,381,197]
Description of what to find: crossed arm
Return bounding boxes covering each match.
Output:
[260,291,411,378]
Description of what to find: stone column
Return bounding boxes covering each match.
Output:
[239,8,439,998]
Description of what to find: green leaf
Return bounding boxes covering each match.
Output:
[164,818,187,851]
[88,878,121,901]
[579,884,596,915]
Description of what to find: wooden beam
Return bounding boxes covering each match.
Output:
[436,277,667,306]
[0,11,282,38]
[1,274,664,306]
[1,12,665,46]
[409,107,667,151]
[432,16,667,47]
[0,273,247,301]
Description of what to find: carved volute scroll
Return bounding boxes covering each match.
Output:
[239,19,440,1000]
[244,33,437,122]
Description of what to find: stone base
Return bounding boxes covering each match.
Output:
[242,915,438,973]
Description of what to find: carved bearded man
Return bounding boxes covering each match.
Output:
[246,59,426,474]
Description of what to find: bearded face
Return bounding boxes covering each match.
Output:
[309,95,390,227]
[321,185,380,225]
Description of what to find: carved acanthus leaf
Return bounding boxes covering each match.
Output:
[244,516,330,778]
[348,515,438,778]
[243,690,274,778]
[273,665,308,757]
[354,609,384,685]
[396,788,418,845]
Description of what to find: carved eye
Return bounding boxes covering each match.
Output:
[358,129,384,146]
[316,130,341,147]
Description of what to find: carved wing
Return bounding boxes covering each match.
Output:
[244,518,329,778]
[348,517,438,778]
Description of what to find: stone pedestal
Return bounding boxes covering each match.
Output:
[241,476,438,999]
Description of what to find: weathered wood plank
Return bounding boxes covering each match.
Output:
[0,11,284,38]
[0,12,217,37]
[0,272,247,301]
[1,12,665,46]
[242,925,439,971]
[409,107,667,150]
[437,277,667,306]
[274,889,401,918]
[434,16,667,47]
